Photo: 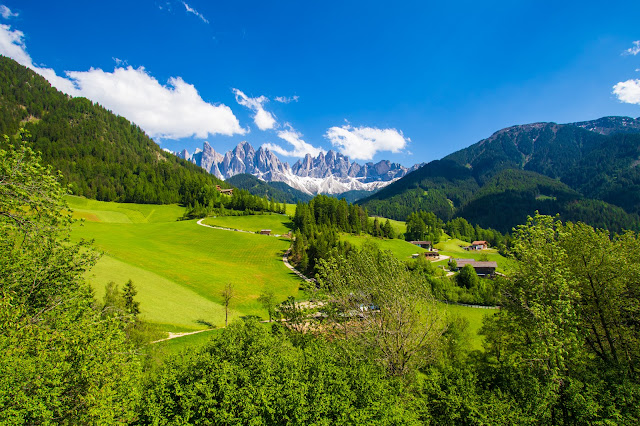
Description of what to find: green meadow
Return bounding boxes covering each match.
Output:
[440,303,495,351]
[371,216,407,235]
[202,214,293,235]
[66,195,186,223]
[340,233,429,259]
[69,197,302,330]
[434,238,515,273]
[284,203,297,216]
[67,196,495,349]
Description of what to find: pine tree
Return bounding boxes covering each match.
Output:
[122,279,140,317]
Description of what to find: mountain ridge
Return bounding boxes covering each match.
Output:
[359,116,640,233]
[177,141,422,196]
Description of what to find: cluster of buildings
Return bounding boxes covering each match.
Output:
[409,239,497,277]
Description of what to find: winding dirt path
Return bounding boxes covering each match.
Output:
[151,328,215,344]
[196,218,254,234]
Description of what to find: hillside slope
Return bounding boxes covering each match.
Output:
[360,118,640,233]
[226,173,312,203]
[0,56,227,205]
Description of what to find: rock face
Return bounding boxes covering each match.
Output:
[177,141,422,195]
[570,116,640,136]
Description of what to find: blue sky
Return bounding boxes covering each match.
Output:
[2,1,640,166]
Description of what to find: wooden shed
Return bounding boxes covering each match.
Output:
[455,258,497,277]
[410,241,432,250]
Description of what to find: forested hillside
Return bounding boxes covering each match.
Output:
[0,56,228,205]
[361,119,640,233]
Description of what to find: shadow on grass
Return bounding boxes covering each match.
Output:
[195,319,216,328]
[240,315,262,322]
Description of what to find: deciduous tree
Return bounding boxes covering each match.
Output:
[317,244,445,376]
[221,282,235,326]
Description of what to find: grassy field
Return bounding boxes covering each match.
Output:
[340,233,428,259]
[155,329,222,354]
[284,203,297,216]
[66,195,185,223]
[69,197,303,330]
[371,217,406,235]
[440,303,495,351]
[434,238,515,273]
[202,214,293,235]
[68,196,494,349]
[87,255,230,330]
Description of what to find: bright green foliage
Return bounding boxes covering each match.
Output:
[317,245,446,376]
[0,137,142,424]
[139,319,418,425]
[257,288,277,322]
[480,213,640,423]
[0,292,142,425]
[457,264,479,289]
[448,258,457,271]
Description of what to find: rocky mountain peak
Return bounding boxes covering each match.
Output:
[181,140,420,195]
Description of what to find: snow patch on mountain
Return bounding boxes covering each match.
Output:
[177,141,421,195]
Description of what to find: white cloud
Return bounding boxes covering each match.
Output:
[0,24,79,94]
[613,79,640,104]
[66,67,245,139]
[182,2,209,24]
[263,124,324,157]
[233,88,277,130]
[274,95,299,104]
[623,40,640,56]
[324,125,409,161]
[0,23,245,140]
[0,5,18,19]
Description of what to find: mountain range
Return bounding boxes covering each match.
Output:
[360,116,640,233]
[176,141,422,196]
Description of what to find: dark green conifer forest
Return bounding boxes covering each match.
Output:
[0,56,229,206]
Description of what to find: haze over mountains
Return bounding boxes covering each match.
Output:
[177,141,422,196]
